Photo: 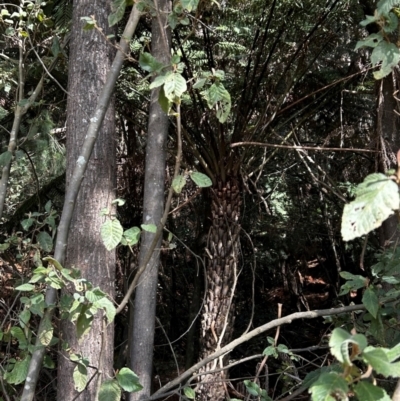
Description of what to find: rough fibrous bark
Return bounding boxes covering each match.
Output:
[198,178,241,401]
[57,0,116,399]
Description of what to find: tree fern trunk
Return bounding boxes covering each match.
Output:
[198,178,241,401]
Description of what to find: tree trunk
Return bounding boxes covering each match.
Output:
[128,1,171,399]
[57,0,116,399]
[377,71,400,247]
[198,178,241,401]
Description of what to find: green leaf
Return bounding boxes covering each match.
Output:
[37,231,53,252]
[108,0,126,26]
[19,309,31,329]
[101,219,123,251]
[149,74,167,89]
[16,283,35,291]
[94,297,116,325]
[139,52,164,73]
[244,380,261,396]
[339,272,367,295]
[10,327,27,347]
[201,82,231,123]
[43,256,64,271]
[371,41,400,79]
[329,328,367,365]
[158,86,170,113]
[193,78,207,89]
[353,381,391,401]
[172,175,186,193]
[4,355,31,385]
[181,0,199,11]
[362,287,379,318]
[363,347,400,377]
[183,387,196,399]
[76,310,94,340]
[262,346,278,357]
[39,315,53,346]
[355,33,383,50]
[116,367,143,392]
[85,287,106,303]
[341,173,400,241]
[309,372,348,401]
[0,151,12,168]
[73,363,88,392]
[386,343,400,362]
[164,72,187,101]
[99,379,121,401]
[51,36,60,57]
[141,224,157,233]
[21,218,35,231]
[123,227,141,246]
[190,172,212,187]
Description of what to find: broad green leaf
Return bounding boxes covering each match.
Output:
[4,355,31,385]
[158,86,170,113]
[167,11,179,29]
[123,227,141,246]
[37,231,53,252]
[99,379,121,401]
[43,354,55,369]
[329,328,367,365]
[164,72,187,101]
[309,372,348,401]
[139,52,163,73]
[190,172,212,187]
[141,224,157,233]
[183,387,196,399]
[172,175,186,193]
[21,218,35,231]
[10,327,27,347]
[339,271,367,295]
[363,347,400,377]
[355,33,383,50]
[193,78,207,89]
[371,42,400,79]
[354,381,391,401]
[244,380,261,396]
[362,287,379,318]
[262,346,278,357]
[94,297,116,325]
[341,173,399,241]
[101,219,123,251]
[149,74,167,89]
[76,310,94,340]
[73,363,88,392]
[19,309,31,329]
[108,0,126,26]
[39,315,53,346]
[0,151,12,168]
[85,287,106,303]
[386,343,400,362]
[51,36,60,57]
[16,283,35,291]
[201,82,231,123]
[181,0,199,11]
[116,367,143,392]
[43,256,64,271]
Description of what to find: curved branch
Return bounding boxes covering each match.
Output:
[148,304,365,400]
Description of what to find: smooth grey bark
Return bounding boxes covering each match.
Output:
[128,2,171,399]
[57,0,116,399]
[20,6,142,401]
